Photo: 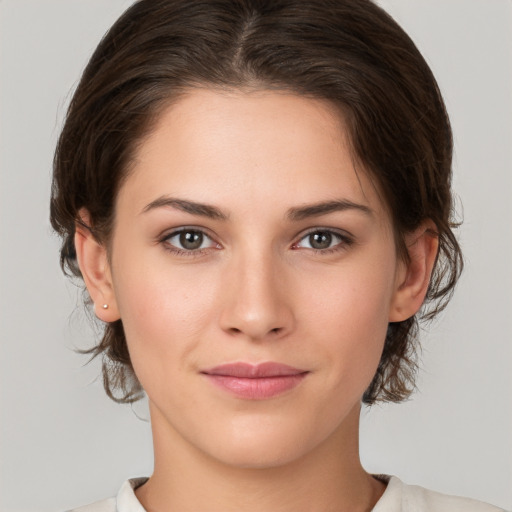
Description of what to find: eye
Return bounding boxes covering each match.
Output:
[162,229,218,252]
[293,230,353,252]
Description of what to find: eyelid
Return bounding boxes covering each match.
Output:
[292,227,355,251]
[159,226,221,254]
[159,225,217,241]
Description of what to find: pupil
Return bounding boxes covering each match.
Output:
[180,231,203,250]
[310,232,332,249]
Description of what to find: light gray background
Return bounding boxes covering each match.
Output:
[1,1,511,511]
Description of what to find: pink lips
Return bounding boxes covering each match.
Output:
[201,362,308,400]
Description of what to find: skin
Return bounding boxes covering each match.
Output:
[75,89,438,512]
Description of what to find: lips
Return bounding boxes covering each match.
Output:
[201,362,309,399]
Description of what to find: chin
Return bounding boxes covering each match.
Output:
[196,414,329,470]
[208,437,307,470]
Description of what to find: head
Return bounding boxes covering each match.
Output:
[51,0,462,408]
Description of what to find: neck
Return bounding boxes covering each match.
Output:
[136,401,384,512]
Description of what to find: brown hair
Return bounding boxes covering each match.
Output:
[50,0,462,404]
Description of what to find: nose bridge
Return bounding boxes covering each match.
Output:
[220,243,294,340]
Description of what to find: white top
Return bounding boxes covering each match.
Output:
[69,476,506,512]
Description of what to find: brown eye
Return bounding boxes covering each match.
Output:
[308,232,333,250]
[179,230,204,250]
[164,229,217,252]
[294,229,353,252]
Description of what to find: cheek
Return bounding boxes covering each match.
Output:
[305,254,396,335]
[300,251,397,383]
[111,258,220,385]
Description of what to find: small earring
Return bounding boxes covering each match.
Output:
[102,304,109,310]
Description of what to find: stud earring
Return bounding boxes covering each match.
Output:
[102,304,109,309]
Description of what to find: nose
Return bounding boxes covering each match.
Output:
[219,251,295,341]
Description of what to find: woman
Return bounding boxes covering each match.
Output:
[50,0,504,510]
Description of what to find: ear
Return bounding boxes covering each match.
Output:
[74,209,120,322]
[389,221,439,322]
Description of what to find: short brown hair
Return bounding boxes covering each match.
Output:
[51,0,462,404]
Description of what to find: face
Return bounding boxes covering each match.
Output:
[106,89,406,468]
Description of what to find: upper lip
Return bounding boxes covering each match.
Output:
[201,362,308,378]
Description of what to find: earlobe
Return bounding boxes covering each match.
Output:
[74,209,120,322]
[389,221,439,322]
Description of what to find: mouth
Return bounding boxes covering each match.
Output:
[201,362,309,400]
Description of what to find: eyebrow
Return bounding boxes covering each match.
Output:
[141,196,229,220]
[287,199,373,221]
[141,196,372,222]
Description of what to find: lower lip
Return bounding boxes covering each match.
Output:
[204,374,307,399]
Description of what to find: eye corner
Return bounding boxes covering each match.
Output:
[159,227,221,256]
[293,228,355,254]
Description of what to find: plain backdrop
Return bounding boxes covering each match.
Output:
[0,1,511,511]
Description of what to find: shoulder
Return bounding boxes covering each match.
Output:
[374,475,506,512]
[67,497,116,512]
[67,478,148,512]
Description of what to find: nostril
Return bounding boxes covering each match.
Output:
[227,326,283,337]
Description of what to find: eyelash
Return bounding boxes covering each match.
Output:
[160,228,220,257]
[159,227,354,257]
[292,228,354,254]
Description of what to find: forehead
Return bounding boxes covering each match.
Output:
[122,88,389,224]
